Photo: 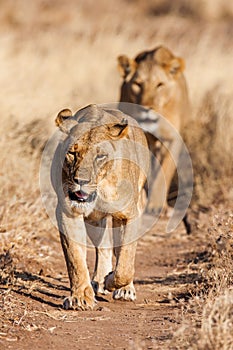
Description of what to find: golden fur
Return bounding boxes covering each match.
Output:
[54,104,149,310]
[118,46,190,213]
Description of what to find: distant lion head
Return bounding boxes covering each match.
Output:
[118,46,186,115]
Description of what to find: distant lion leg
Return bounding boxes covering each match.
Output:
[147,167,167,214]
[147,138,181,214]
[147,151,175,214]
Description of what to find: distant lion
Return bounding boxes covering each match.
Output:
[53,104,149,310]
[117,46,190,215]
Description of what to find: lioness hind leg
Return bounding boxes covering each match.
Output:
[113,281,136,301]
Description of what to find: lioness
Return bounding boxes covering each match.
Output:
[53,104,149,310]
[117,46,190,215]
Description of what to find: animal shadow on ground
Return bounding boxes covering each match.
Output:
[0,248,209,307]
[0,250,110,308]
[134,249,210,303]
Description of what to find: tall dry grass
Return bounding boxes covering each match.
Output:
[171,208,233,349]
[185,84,233,207]
[173,290,233,350]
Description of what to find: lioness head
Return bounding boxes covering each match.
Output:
[55,105,131,216]
[118,46,185,115]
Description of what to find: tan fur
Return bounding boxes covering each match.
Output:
[118,46,190,213]
[54,104,149,309]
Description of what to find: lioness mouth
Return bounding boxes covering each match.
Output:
[68,190,97,203]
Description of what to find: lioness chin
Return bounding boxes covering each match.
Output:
[52,104,149,310]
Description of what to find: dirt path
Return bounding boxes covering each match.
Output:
[0,213,208,350]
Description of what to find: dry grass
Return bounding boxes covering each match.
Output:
[185,84,233,206]
[173,290,233,350]
[197,291,233,350]
[171,207,233,349]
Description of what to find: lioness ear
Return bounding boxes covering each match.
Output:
[169,57,185,74]
[108,118,129,139]
[117,55,137,81]
[55,108,77,134]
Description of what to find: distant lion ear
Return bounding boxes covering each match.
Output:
[55,108,77,134]
[169,57,185,74]
[117,55,137,81]
[108,118,129,139]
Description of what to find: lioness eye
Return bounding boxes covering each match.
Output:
[96,154,107,161]
[156,82,164,89]
[68,151,75,156]
[68,150,77,158]
[65,152,75,162]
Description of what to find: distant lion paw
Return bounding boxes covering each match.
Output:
[113,282,136,301]
[146,200,163,216]
[63,285,96,310]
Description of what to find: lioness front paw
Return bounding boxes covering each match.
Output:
[63,286,96,311]
[104,271,115,292]
[113,282,136,301]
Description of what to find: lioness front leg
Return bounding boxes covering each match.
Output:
[85,217,113,295]
[104,219,137,301]
[57,211,96,310]
[92,247,113,294]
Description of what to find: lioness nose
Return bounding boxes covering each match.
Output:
[73,177,90,186]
